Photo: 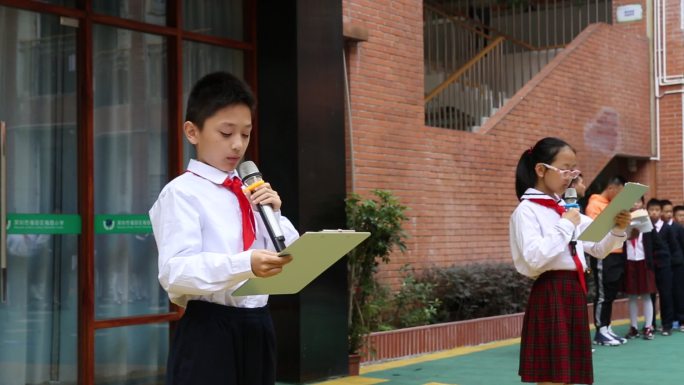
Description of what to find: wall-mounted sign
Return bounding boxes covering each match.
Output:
[95,214,152,234]
[616,5,643,23]
[6,214,82,234]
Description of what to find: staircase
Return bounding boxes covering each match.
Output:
[424,0,612,132]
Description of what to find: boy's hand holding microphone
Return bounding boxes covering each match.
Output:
[238,161,294,277]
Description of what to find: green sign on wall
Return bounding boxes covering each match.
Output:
[6,214,82,234]
[94,214,152,234]
[5,214,153,234]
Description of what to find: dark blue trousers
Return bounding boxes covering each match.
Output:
[671,263,684,323]
[167,300,276,385]
[652,265,674,330]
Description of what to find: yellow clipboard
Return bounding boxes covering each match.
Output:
[232,231,370,296]
[578,182,649,242]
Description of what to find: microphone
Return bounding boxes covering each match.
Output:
[563,188,580,250]
[237,161,287,252]
[563,188,580,211]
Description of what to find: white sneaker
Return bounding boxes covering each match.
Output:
[594,326,621,346]
[607,325,627,344]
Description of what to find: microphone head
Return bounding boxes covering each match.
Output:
[565,188,578,204]
[237,161,261,180]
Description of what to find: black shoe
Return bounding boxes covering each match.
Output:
[625,326,640,339]
[643,327,655,340]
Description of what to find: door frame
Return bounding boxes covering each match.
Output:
[0,1,258,383]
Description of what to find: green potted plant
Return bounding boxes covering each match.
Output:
[345,189,408,374]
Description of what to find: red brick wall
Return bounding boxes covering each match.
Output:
[653,0,684,202]
[612,0,648,35]
[343,0,653,286]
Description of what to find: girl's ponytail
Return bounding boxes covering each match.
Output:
[515,137,574,200]
[515,149,537,200]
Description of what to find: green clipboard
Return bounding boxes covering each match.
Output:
[578,182,649,242]
[232,230,370,296]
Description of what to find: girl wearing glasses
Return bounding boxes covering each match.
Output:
[510,137,631,385]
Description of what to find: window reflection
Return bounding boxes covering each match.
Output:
[182,40,244,164]
[183,0,244,40]
[93,25,168,319]
[95,324,168,385]
[0,7,78,385]
[94,0,167,26]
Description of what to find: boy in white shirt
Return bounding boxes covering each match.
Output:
[149,72,299,385]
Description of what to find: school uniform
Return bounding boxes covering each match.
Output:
[622,232,657,296]
[510,189,627,385]
[149,159,300,385]
[651,220,680,331]
[666,220,684,324]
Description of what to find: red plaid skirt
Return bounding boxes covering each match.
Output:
[623,259,656,295]
[519,270,593,384]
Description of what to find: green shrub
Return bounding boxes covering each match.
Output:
[419,262,534,322]
[393,265,441,328]
[366,265,442,332]
[346,190,408,353]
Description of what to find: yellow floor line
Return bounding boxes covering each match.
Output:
[360,317,635,375]
[424,383,460,385]
[360,337,521,374]
[316,316,640,385]
[314,376,388,385]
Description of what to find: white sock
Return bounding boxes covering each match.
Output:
[642,295,654,328]
[629,295,639,328]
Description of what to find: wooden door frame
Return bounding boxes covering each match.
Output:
[0,1,258,383]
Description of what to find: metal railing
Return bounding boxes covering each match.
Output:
[424,0,612,131]
[425,37,506,130]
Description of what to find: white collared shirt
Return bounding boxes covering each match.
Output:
[509,188,627,278]
[655,219,664,233]
[626,233,645,261]
[149,159,300,308]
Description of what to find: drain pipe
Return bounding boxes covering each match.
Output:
[651,0,684,161]
[343,48,355,193]
[655,0,684,86]
[650,0,659,160]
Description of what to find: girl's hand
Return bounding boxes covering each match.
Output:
[562,208,581,226]
[244,182,282,211]
[613,210,631,230]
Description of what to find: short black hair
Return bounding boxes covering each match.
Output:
[646,198,662,209]
[185,71,255,129]
[515,137,575,199]
[673,205,684,214]
[661,199,673,207]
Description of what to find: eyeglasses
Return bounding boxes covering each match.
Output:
[541,163,581,179]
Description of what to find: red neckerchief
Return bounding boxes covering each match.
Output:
[527,198,587,294]
[186,170,256,250]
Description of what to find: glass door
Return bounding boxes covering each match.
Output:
[0,6,79,385]
[91,24,169,384]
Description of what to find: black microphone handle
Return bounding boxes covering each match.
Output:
[256,204,287,252]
